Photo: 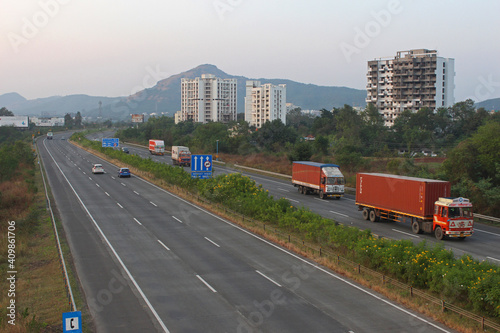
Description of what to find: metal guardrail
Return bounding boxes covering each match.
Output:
[475,213,500,224]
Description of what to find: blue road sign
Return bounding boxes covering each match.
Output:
[102,138,119,147]
[63,311,82,333]
[191,155,212,172]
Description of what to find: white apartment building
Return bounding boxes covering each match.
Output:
[245,81,286,128]
[366,49,455,126]
[180,74,237,124]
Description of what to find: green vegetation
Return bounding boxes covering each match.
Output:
[115,99,500,216]
[74,132,500,320]
[0,126,71,331]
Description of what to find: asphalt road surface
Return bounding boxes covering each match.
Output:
[38,133,458,332]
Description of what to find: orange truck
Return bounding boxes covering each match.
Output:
[355,173,474,240]
[148,140,165,155]
[292,162,345,199]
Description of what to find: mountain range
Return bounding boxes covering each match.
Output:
[2,64,499,121]
[1,64,367,120]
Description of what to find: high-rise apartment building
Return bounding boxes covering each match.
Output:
[245,81,286,128]
[180,74,237,123]
[366,49,455,126]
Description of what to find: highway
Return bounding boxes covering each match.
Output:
[36,133,458,332]
[115,138,500,265]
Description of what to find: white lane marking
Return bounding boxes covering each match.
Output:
[135,174,452,333]
[150,201,158,207]
[475,229,500,237]
[256,270,282,287]
[134,191,140,195]
[121,183,126,186]
[83,172,86,175]
[117,203,123,209]
[278,188,290,192]
[111,176,115,179]
[392,229,420,238]
[286,198,300,203]
[96,183,100,187]
[329,210,349,218]
[157,240,170,251]
[172,216,183,223]
[42,142,170,333]
[487,256,500,262]
[89,177,92,180]
[105,192,110,196]
[133,218,142,225]
[204,237,220,248]
[196,275,217,293]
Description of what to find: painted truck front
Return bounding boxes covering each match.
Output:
[292,161,344,199]
[171,146,191,166]
[355,173,473,240]
[148,140,165,155]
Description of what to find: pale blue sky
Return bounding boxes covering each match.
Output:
[1,0,499,103]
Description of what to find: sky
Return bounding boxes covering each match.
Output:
[1,0,500,104]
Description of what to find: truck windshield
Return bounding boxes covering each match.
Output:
[449,207,473,218]
[327,177,344,185]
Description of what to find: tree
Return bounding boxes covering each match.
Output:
[75,111,83,128]
[314,135,329,155]
[0,107,14,116]
[64,113,74,128]
[288,141,313,162]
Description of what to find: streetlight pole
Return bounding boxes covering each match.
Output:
[216,140,219,161]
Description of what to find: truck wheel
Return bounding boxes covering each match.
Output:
[411,221,422,234]
[319,191,325,199]
[298,186,302,193]
[434,226,444,240]
[362,208,369,220]
[369,210,379,222]
[302,186,308,195]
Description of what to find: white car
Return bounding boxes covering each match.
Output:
[92,164,104,174]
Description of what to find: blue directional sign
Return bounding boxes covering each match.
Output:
[63,311,82,333]
[191,154,212,179]
[191,155,212,172]
[102,138,119,147]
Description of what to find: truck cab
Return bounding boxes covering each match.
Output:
[433,197,474,240]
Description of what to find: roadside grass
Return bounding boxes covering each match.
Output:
[0,145,81,332]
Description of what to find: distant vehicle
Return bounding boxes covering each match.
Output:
[121,147,129,154]
[171,146,191,166]
[47,131,53,140]
[292,161,344,199]
[92,164,104,174]
[355,173,474,240]
[149,140,165,155]
[117,167,131,178]
[61,137,66,140]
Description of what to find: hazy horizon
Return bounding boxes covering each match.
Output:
[2,0,500,103]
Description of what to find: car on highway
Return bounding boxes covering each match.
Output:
[92,164,104,174]
[117,167,131,178]
[121,147,130,154]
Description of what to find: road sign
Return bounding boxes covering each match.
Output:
[63,311,82,333]
[191,172,212,179]
[102,138,119,147]
[191,155,212,172]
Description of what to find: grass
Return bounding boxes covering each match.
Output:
[0,146,82,332]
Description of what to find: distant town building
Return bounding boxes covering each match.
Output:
[286,102,300,113]
[366,49,455,126]
[245,81,286,128]
[180,74,237,123]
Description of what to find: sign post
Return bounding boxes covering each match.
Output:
[191,154,213,179]
[102,138,119,147]
[62,311,82,333]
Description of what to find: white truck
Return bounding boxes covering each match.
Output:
[171,146,191,166]
[149,140,165,155]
